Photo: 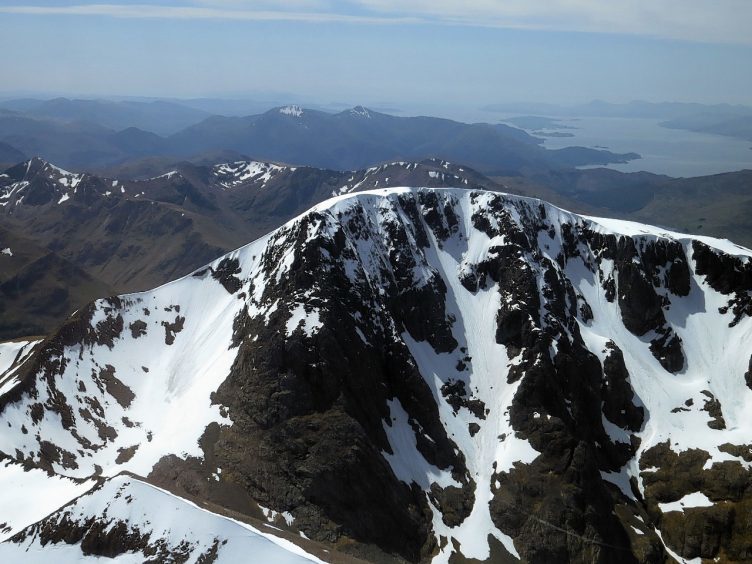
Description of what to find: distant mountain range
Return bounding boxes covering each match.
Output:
[0,97,211,135]
[0,99,639,173]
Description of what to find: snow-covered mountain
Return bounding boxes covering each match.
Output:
[0,158,100,207]
[1,187,752,562]
[0,156,486,211]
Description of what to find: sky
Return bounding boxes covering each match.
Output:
[1,0,751,111]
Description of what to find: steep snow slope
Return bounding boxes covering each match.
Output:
[0,474,322,563]
[1,187,752,562]
[0,340,39,390]
[0,459,95,541]
[0,234,274,479]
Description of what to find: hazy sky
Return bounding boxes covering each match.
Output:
[1,0,751,109]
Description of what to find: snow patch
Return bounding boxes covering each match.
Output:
[213,160,285,189]
[381,398,459,490]
[350,106,371,118]
[279,105,303,117]
[285,304,322,337]
[659,492,714,513]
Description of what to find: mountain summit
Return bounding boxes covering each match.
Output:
[1,187,751,562]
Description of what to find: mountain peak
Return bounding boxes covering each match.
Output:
[278,105,304,118]
[0,157,92,207]
[6,156,74,181]
[349,105,372,118]
[26,155,54,168]
[30,157,81,180]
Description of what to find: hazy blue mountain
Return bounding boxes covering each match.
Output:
[167,105,637,173]
[0,104,638,174]
[0,97,210,135]
[158,97,287,117]
[0,141,26,167]
[0,113,126,168]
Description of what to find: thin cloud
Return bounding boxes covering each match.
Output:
[1,1,750,45]
[0,4,418,24]
[349,0,752,45]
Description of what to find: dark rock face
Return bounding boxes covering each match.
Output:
[441,380,486,420]
[491,330,657,563]
[601,342,644,433]
[582,232,689,372]
[202,201,473,562]
[161,315,185,345]
[199,191,702,561]
[639,442,752,561]
[617,261,665,336]
[211,257,243,294]
[128,319,147,338]
[648,330,685,373]
[701,390,727,430]
[693,241,752,325]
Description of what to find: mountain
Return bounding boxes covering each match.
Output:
[630,169,752,243]
[0,103,639,173]
[164,96,289,116]
[4,156,751,343]
[167,105,639,174]
[1,187,752,562]
[0,142,25,169]
[0,157,501,339]
[0,113,145,169]
[512,167,671,213]
[0,97,211,136]
[108,126,168,156]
